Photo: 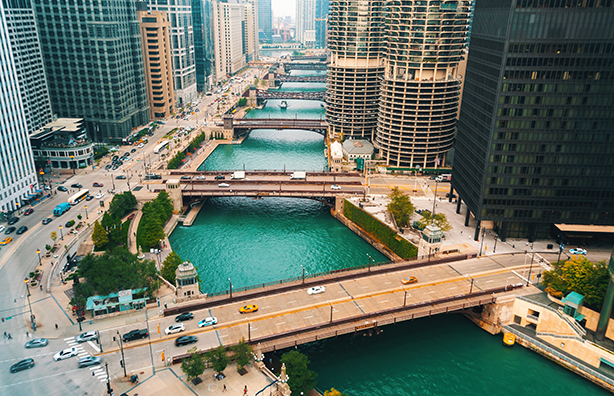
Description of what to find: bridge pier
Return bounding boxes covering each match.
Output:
[267,72,276,87]
[248,87,257,107]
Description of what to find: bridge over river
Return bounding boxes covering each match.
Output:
[216,117,328,135]
[150,252,536,362]
[253,89,325,101]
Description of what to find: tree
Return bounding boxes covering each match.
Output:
[154,191,174,221]
[140,214,165,250]
[238,97,247,106]
[101,211,113,231]
[181,347,206,382]
[415,211,452,232]
[161,251,184,284]
[280,350,317,395]
[91,220,109,249]
[231,338,253,371]
[50,231,57,243]
[109,191,137,219]
[387,187,415,228]
[543,256,609,307]
[324,389,348,396]
[206,345,229,374]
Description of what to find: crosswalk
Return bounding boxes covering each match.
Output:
[64,336,107,382]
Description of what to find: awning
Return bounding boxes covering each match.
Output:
[555,224,614,234]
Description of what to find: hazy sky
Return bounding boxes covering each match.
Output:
[272,0,295,19]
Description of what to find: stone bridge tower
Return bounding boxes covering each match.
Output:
[165,179,182,213]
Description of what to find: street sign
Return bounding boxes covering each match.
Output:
[559,243,565,252]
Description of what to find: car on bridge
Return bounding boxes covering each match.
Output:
[215,175,225,180]
[175,312,194,322]
[198,317,218,327]
[165,323,185,335]
[401,276,418,285]
[239,305,258,314]
[307,286,326,295]
[331,185,341,190]
[218,183,230,188]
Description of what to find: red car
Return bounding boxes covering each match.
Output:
[93,182,103,187]
[127,213,136,220]
[23,208,34,216]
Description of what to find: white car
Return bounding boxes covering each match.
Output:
[76,331,98,343]
[138,143,144,148]
[307,286,326,295]
[165,323,185,335]
[198,317,218,328]
[96,192,105,199]
[195,175,206,180]
[218,183,230,188]
[331,185,341,190]
[569,248,587,255]
[53,347,78,361]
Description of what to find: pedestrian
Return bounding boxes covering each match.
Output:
[26,331,29,337]
[164,302,167,309]
[7,333,12,339]
[244,385,248,394]
[3,331,6,338]
[222,384,227,392]
[40,285,43,291]
[55,323,58,329]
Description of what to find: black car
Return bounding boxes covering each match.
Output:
[112,156,119,162]
[65,220,75,228]
[16,226,28,235]
[116,175,126,180]
[112,165,119,171]
[58,186,68,192]
[10,358,34,373]
[131,148,137,153]
[7,217,19,225]
[175,336,198,347]
[105,164,112,170]
[175,313,194,322]
[4,227,15,235]
[86,195,94,201]
[445,193,457,198]
[42,218,52,225]
[180,176,192,180]
[122,329,149,342]
[71,183,82,189]
[215,175,225,180]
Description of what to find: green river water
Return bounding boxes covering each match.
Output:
[170,77,608,395]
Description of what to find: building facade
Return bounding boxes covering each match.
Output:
[193,0,216,91]
[326,0,385,141]
[30,118,94,171]
[0,0,38,215]
[33,0,149,142]
[453,0,614,240]
[147,0,197,105]
[314,0,328,49]
[2,0,52,133]
[296,0,316,47]
[138,10,176,119]
[244,0,259,62]
[257,0,271,43]
[375,1,471,168]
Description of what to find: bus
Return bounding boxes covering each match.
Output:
[53,202,71,216]
[68,189,89,205]
[154,140,169,154]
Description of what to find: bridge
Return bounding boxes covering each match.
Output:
[218,118,328,134]
[255,89,325,101]
[290,55,328,61]
[276,75,327,83]
[282,62,328,71]
[153,252,536,362]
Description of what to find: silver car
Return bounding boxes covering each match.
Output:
[76,331,98,343]
[24,338,48,349]
[78,356,102,368]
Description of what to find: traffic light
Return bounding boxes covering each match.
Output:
[120,360,124,368]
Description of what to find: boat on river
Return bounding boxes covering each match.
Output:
[280,101,288,109]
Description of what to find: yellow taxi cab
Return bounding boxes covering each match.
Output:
[1,237,12,245]
[401,276,418,285]
[239,304,258,314]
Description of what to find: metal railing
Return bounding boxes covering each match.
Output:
[535,332,585,342]
[503,325,614,387]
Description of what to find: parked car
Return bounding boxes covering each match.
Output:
[10,358,35,373]
[42,218,53,225]
[78,356,102,368]
[175,336,198,347]
[1,237,12,245]
[307,286,326,295]
[4,227,16,234]
[8,217,19,225]
[24,338,48,349]
[401,276,418,285]
[239,305,258,314]
[93,182,103,187]
[23,208,34,216]
[65,220,75,228]
[53,347,78,361]
[70,183,82,189]
[198,317,218,328]
[569,248,587,255]
[165,323,185,335]
[76,331,98,343]
[175,312,194,322]
[105,164,112,170]
[58,186,68,192]
[131,148,137,153]
[16,226,28,235]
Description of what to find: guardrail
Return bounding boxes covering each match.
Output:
[535,331,585,342]
[503,325,614,387]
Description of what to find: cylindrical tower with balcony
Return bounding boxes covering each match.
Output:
[376,0,470,168]
[326,0,385,141]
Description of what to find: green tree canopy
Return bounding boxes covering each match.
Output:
[387,187,415,228]
[231,338,253,371]
[206,345,229,374]
[91,220,109,249]
[543,256,609,307]
[101,211,113,231]
[280,350,317,395]
[160,251,184,284]
[109,191,137,219]
[153,191,174,221]
[181,347,206,382]
[140,214,165,250]
[415,211,452,232]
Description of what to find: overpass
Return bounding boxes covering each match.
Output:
[254,89,325,101]
[218,117,328,135]
[276,75,326,83]
[290,54,328,61]
[282,62,328,71]
[155,253,536,363]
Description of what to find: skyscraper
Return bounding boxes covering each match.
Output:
[296,0,316,47]
[258,0,272,43]
[2,0,52,133]
[193,0,216,91]
[326,0,385,140]
[375,1,471,168]
[33,0,149,142]
[314,0,329,49]
[453,0,614,241]
[213,0,252,82]
[244,0,259,62]
[0,0,37,214]
[148,0,197,105]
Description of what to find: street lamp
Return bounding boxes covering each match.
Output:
[228,278,233,299]
[84,205,88,219]
[59,225,64,240]
[36,249,42,267]
[527,253,535,287]
[367,253,372,272]
[301,265,306,284]
[24,278,36,331]
[116,331,127,377]
[70,155,75,174]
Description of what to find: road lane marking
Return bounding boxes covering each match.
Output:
[287,300,296,304]
[276,322,286,326]
[427,291,435,294]
[304,316,313,319]
[449,287,457,290]
[379,300,388,303]
[486,280,493,283]
[384,282,392,285]
[362,286,370,288]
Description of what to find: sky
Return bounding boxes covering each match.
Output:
[272,0,295,19]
